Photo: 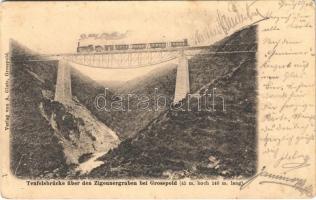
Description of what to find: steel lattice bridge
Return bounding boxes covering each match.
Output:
[16,44,256,104]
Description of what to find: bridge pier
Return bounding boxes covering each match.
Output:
[174,51,190,103]
[55,60,72,104]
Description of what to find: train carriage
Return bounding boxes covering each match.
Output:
[171,39,188,47]
[149,42,166,49]
[131,43,147,50]
[115,44,129,50]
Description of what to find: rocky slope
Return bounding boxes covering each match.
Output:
[10,41,120,178]
[110,64,177,139]
[71,64,177,139]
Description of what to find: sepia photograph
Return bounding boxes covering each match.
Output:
[0,1,315,198]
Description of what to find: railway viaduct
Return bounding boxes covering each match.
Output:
[24,45,255,105]
[50,46,211,104]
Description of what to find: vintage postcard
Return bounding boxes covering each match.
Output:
[0,0,315,198]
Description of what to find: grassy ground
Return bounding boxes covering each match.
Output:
[9,41,120,178]
[10,41,70,178]
[71,64,178,139]
[89,25,258,179]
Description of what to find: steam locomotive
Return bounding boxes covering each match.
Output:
[77,39,188,53]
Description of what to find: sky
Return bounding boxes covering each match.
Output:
[2,1,262,82]
[4,1,221,54]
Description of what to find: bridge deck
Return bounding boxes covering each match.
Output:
[46,45,211,57]
[12,43,256,66]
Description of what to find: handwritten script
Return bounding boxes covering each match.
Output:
[257,0,315,197]
[240,166,313,197]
